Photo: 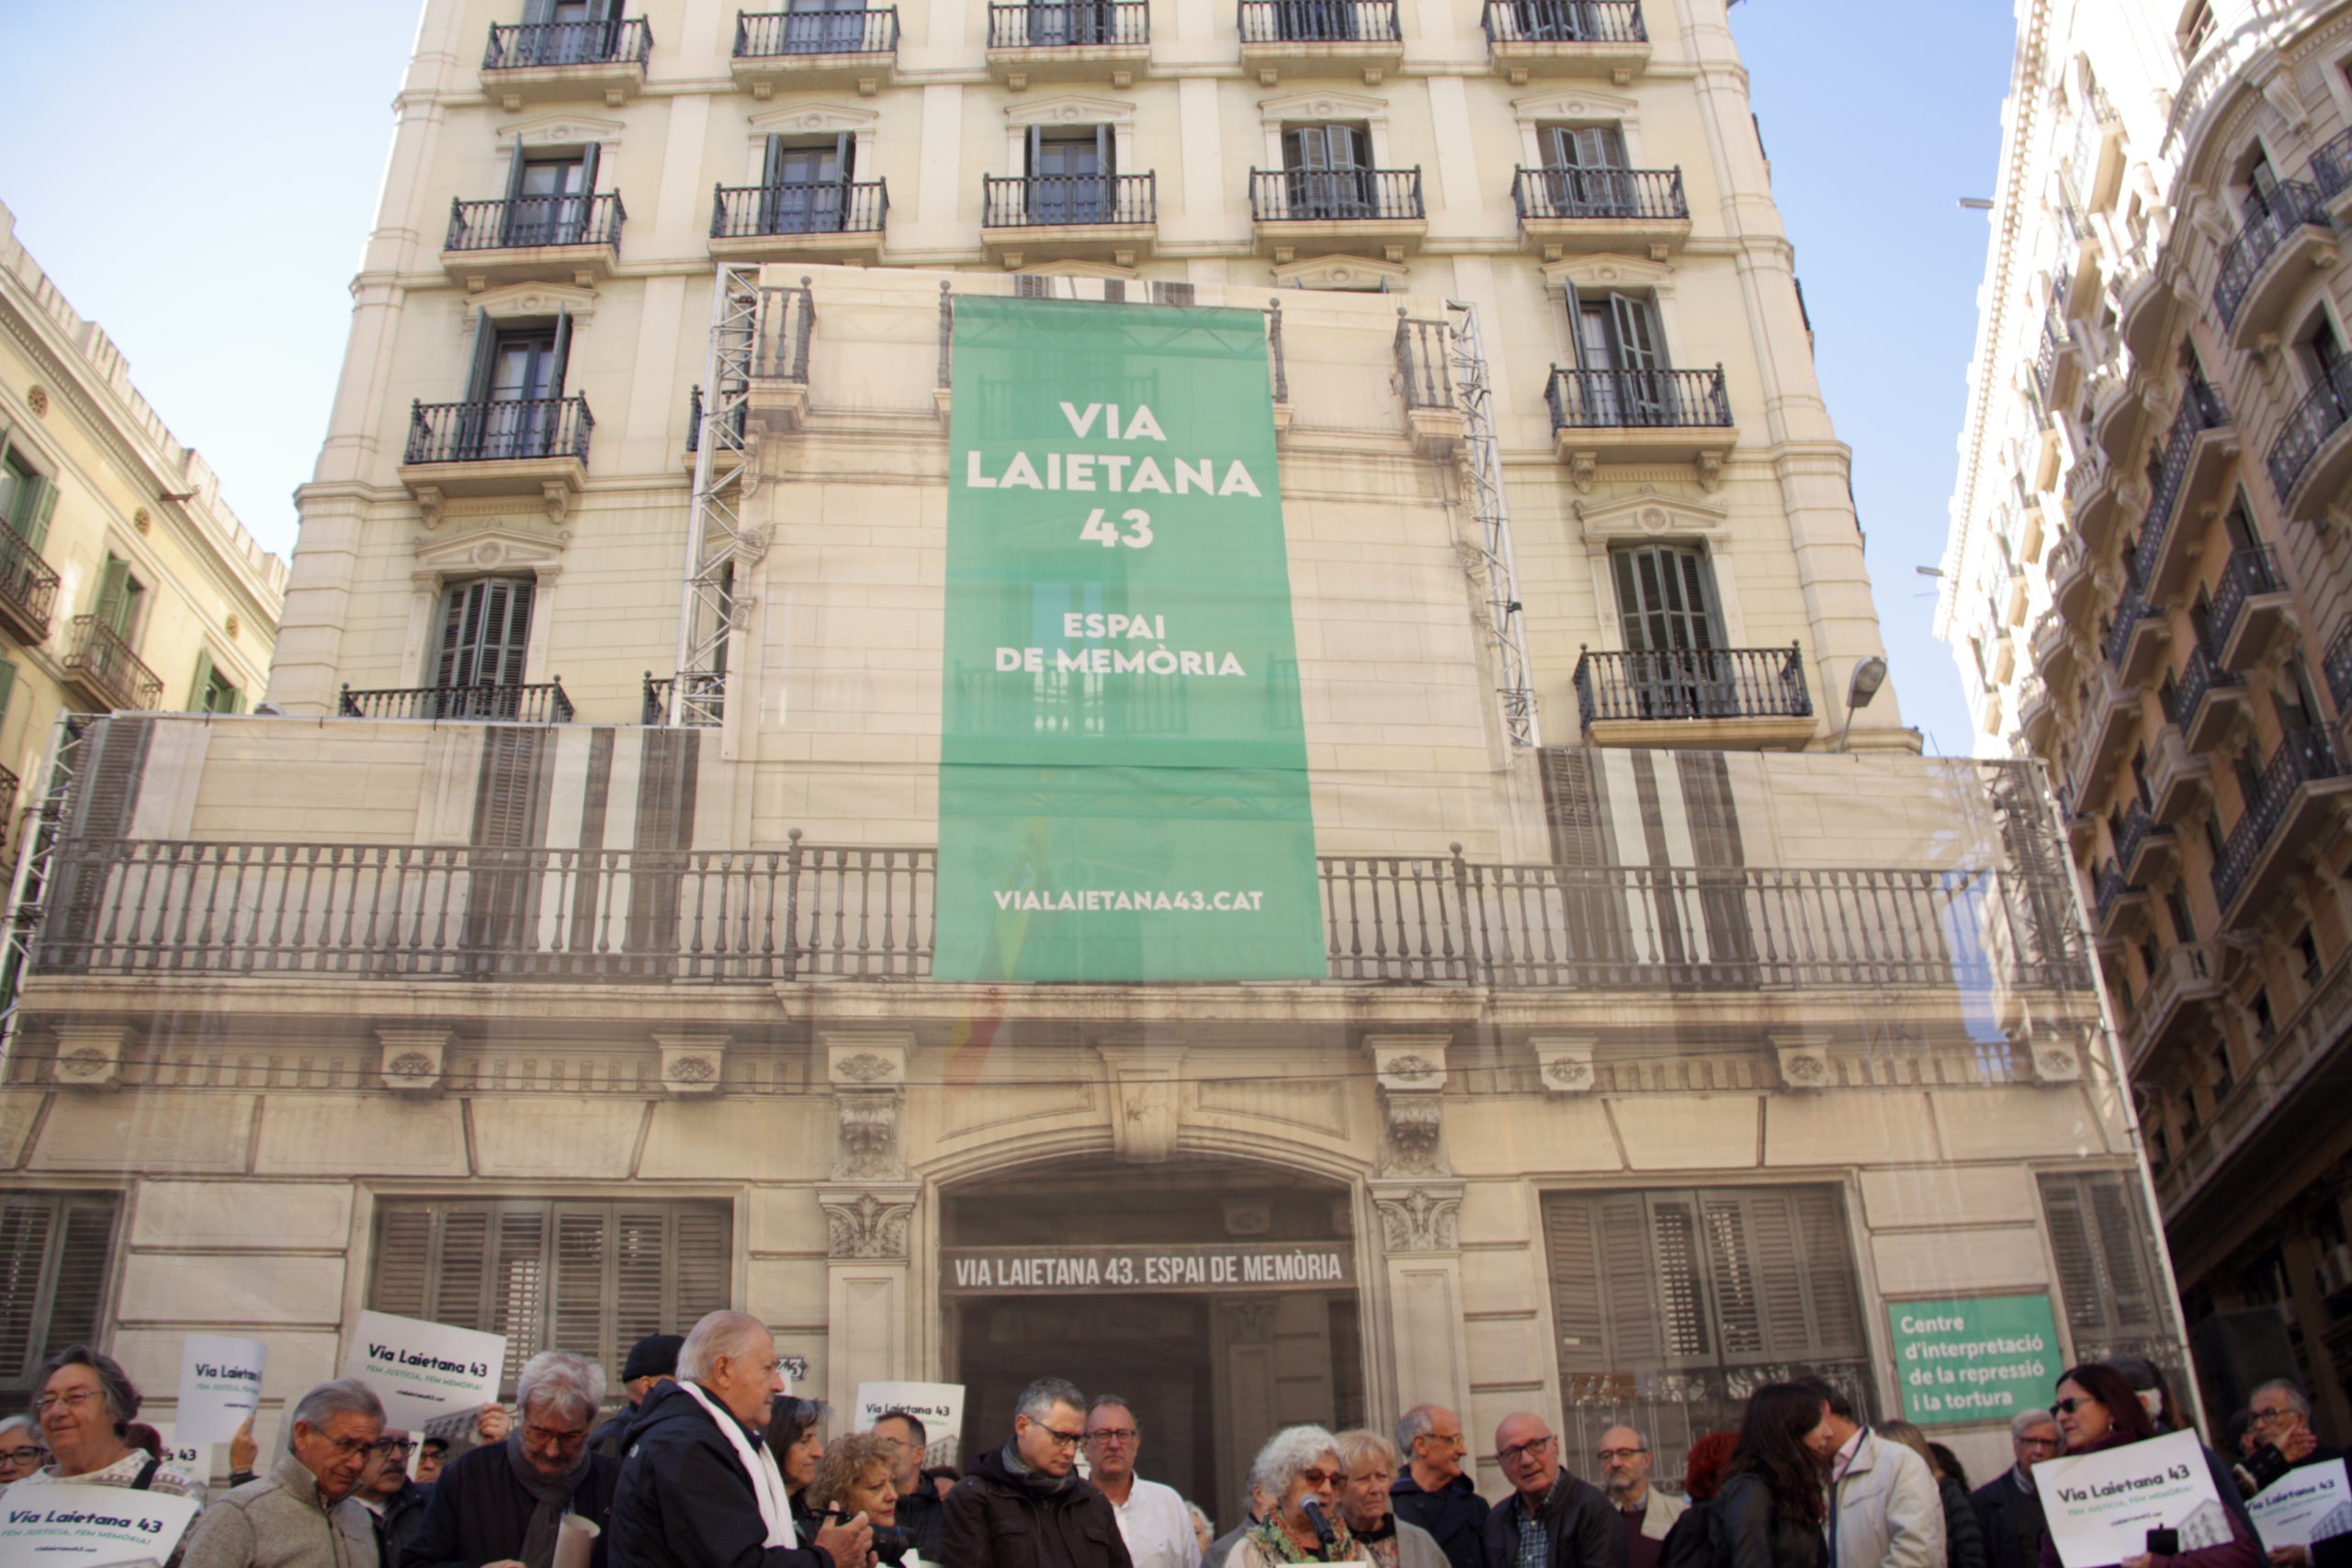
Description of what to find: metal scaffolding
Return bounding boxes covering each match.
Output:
[1445,299,1541,748]
[0,709,89,1066]
[669,266,763,728]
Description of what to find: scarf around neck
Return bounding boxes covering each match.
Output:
[1001,1441,1076,1499]
[679,1382,797,1550]
[505,1431,590,1568]
[1250,1512,1357,1564]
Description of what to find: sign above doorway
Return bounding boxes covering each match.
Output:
[942,1240,1354,1294]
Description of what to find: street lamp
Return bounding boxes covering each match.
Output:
[1837,654,1889,753]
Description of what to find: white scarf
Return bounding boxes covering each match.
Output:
[678,1381,798,1550]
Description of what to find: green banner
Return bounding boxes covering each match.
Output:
[1890,1294,2062,1427]
[934,296,1322,982]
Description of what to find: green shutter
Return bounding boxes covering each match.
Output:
[0,661,17,731]
[96,558,131,634]
[187,649,215,714]
[16,475,56,553]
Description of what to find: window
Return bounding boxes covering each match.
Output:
[2294,927,2322,987]
[518,0,625,63]
[2239,150,2280,226]
[2300,309,2345,389]
[368,1199,731,1399]
[0,1193,119,1404]
[2039,1171,2179,1369]
[2274,657,2322,734]
[458,310,573,460]
[2250,989,2276,1047]
[1279,123,1375,220]
[0,431,57,554]
[1016,0,1122,46]
[95,556,148,647]
[2165,881,2198,945]
[1612,544,1720,654]
[1542,123,1626,170]
[1027,124,1113,224]
[2180,1,2215,58]
[2131,744,2154,811]
[189,649,242,716]
[762,133,854,234]
[784,0,873,53]
[435,578,535,700]
[503,145,598,247]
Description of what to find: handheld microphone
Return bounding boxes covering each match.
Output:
[1301,1496,1338,1551]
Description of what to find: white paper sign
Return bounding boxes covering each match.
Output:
[2035,1429,2232,1568]
[175,1335,266,1446]
[143,1422,207,1476]
[2249,1461,2352,1552]
[343,1310,505,1430]
[854,1382,966,1467]
[0,1481,201,1567]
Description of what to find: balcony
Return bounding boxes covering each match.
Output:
[1510,165,1689,258]
[397,396,593,515]
[2146,723,2212,827]
[1544,365,1732,480]
[2213,181,2336,349]
[981,174,1158,265]
[2092,855,2150,941]
[1571,644,1814,750]
[2127,941,2221,1074]
[339,681,575,725]
[442,193,624,288]
[1248,167,1425,261]
[2170,641,2248,753]
[2133,379,2235,600]
[985,1,1150,86]
[2211,544,2294,672]
[60,616,163,715]
[2018,673,2060,754]
[2211,728,2352,919]
[2328,619,2352,719]
[0,525,60,647]
[731,6,899,96]
[480,17,651,108]
[1237,0,1402,84]
[2050,535,2097,623]
[2266,355,2352,512]
[2102,578,2167,683]
[1479,0,1647,85]
[2117,798,2176,884]
[709,181,889,263]
[2068,665,2136,802]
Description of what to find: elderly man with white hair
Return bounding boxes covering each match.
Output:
[407,1350,623,1568]
[180,1379,384,1568]
[1227,1426,1357,1567]
[608,1310,871,1568]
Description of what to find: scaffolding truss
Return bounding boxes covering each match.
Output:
[1445,299,1541,748]
[0,710,89,1066]
[670,266,764,728]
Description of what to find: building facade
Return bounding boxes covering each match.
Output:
[1939,0,2352,1435]
[0,0,2187,1519]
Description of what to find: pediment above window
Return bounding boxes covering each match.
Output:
[465,281,597,323]
[1015,259,1141,279]
[1511,87,1639,125]
[1542,253,1674,296]
[1572,489,1727,541]
[1258,88,1389,129]
[1005,94,1137,128]
[413,513,571,581]
[751,102,881,139]
[1272,254,1408,291]
[498,113,625,151]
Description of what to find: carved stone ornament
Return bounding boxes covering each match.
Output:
[1382,1098,1447,1176]
[1374,1186,1463,1254]
[1532,1037,1597,1095]
[834,1052,894,1083]
[822,1190,914,1259]
[1771,1032,1832,1092]
[835,1095,902,1180]
[1099,1041,1188,1164]
[2031,1032,2085,1084]
[377,1029,449,1094]
[1218,1296,1279,1343]
[653,1032,729,1096]
[52,1038,123,1089]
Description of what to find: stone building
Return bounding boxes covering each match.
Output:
[1938,0,2352,1431]
[1,0,2181,1517]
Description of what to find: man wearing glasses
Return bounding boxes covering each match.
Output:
[1597,1427,1683,1568]
[1392,1405,1488,1568]
[1482,1415,1623,1568]
[180,1379,384,1568]
[406,1350,623,1568]
[943,1377,1136,1568]
[2246,1382,2347,1568]
[1970,1410,2061,1568]
[1084,1395,1202,1568]
[351,1428,431,1566]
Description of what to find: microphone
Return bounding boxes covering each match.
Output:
[1301,1496,1338,1551]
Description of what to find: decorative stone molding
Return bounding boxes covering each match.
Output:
[497,113,626,152]
[652,1032,729,1095]
[1271,254,1408,292]
[827,1034,910,1181]
[51,1025,129,1089]
[1217,1295,1279,1343]
[1532,1037,1598,1095]
[2030,1029,2085,1084]
[1372,1183,1463,1255]
[820,1188,916,1259]
[1367,1033,1450,1177]
[1771,1032,1832,1092]
[465,280,598,324]
[1098,1041,1189,1164]
[1572,490,1728,545]
[1541,253,1675,299]
[378,1028,451,1094]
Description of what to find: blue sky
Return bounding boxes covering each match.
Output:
[1,0,2016,754]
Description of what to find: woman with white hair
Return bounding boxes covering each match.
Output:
[17,1345,204,1502]
[1230,1426,1355,1566]
[1331,1430,1447,1568]
[0,1413,47,1485]
[407,1349,624,1568]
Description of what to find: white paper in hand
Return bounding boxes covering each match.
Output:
[0,1481,202,1566]
[2249,1461,2352,1552]
[175,1334,266,1446]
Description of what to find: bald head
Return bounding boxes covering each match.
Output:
[1496,1414,1558,1503]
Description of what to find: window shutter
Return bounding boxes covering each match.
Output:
[41,1201,118,1362]
[1543,1195,1610,1377]
[69,716,152,842]
[0,1198,56,1383]
[522,0,559,21]
[472,727,550,850]
[1699,1194,1764,1356]
[0,1195,119,1397]
[668,1206,732,1330]
[1609,293,1661,372]
[465,309,500,402]
[96,558,131,634]
[549,310,573,400]
[763,134,788,188]
[551,1207,610,1360]
[0,660,18,732]
[837,132,854,182]
[431,1205,493,1328]
[187,649,216,714]
[489,1206,550,1362]
[16,474,56,553]
[1795,1187,1868,1357]
[1609,1193,1678,1364]
[1028,124,1043,175]
[578,141,600,196]
[373,1207,436,1320]
[2038,1171,2171,1361]
[615,1208,670,1350]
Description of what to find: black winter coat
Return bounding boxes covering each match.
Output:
[1708,1472,1828,1568]
[1938,1475,1986,1568]
[605,1382,831,1568]
[941,1442,1136,1568]
[1393,1473,1492,1568]
[1970,1472,2042,1568]
[402,1440,620,1568]
[1481,1472,1624,1568]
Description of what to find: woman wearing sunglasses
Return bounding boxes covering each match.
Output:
[2038,1363,2258,1568]
[1231,1427,1357,1565]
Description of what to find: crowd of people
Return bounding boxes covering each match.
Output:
[0,1330,2340,1568]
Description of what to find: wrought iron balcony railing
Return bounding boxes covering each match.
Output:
[0,524,61,643]
[2215,181,2329,329]
[2312,126,2352,201]
[32,835,2085,996]
[2209,543,2282,653]
[0,762,18,848]
[2213,728,2347,912]
[987,0,1148,46]
[62,616,163,713]
[446,192,625,253]
[2102,578,2162,671]
[1238,0,1399,43]
[2267,354,2352,503]
[2093,856,2140,930]
[1480,0,1645,43]
[482,17,653,69]
[2131,378,2228,586]
[404,396,594,466]
[982,173,1157,228]
[734,6,899,55]
[1510,166,1686,223]
[339,681,574,725]
[711,180,888,239]
[1248,167,1422,223]
[2165,641,2241,731]
[2328,620,2352,716]
[1545,365,1731,430]
[1573,644,1811,726]
[2115,799,2164,873]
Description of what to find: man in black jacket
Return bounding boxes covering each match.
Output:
[1394,1404,1490,1568]
[353,1428,431,1567]
[872,1410,944,1563]
[1971,1410,2060,1568]
[405,1351,622,1568]
[944,1377,1136,1568]
[1482,1415,1623,1568]
[607,1311,868,1568]
[593,1335,684,1461]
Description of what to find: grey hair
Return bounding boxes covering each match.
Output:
[1334,1428,1397,1473]
[0,1413,33,1439]
[37,1347,140,1434]
[1249,1425,1340,1499]
[2010,1408,2060,1439]
[2252,1379,2313,1418]
[1601,1423,1651,1450]
[1187,1502,1213,1536]
[1016,1377,1085,1424]
[516,1350,607,1424]
[680,1311,771,1382]
[1395,1405,1437,1455]
[1089,1393,1138,1429]
[289,1379,385,1438]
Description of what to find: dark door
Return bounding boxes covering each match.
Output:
[1281,123,1373,220]
[1030,125,1109,223]
[435,579,536,714]
[762,135,851,233]
[1612,545,1728,718]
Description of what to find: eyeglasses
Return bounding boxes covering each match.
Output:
[0,1446,47,1465]
[33,1389,105,1415]
[314,1434,381,1460]
[1297,1468,1341,1488]
[1498,1437,1556,1464]
[2016,1436,2063,1450]
[1035,1425,1086,1449]
[523,1423,589,1449]
[2250,1407,2303,1427]
[373,1439,415,1456]
[1597,1449,1648,1463]
[1087,1428,1139,1446]
[2052,1398,2099,1416]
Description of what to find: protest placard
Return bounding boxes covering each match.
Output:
[342,1310,505,1430]
[854,1382,966,1466]
[2036,1428,2232,1568]
[175,1334,266,1446]
[0,1480,201,1567]
[2248,1460,2352,1552]
[143,1421,207,1475]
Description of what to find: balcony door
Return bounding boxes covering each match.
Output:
[1029,125,1110,224]
[786,0,870,53]
[463,315,571,460]
[762,134,852,234]
[504,145,597,248]
[1541,124,1626,215]
[1281,123,1374,220]
[1611,544,1729,719]
[434,578,536,718]
[1023,0,1118,45]
[523,0,623,62]
[1575,293,1665,424]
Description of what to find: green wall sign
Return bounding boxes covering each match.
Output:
[1890,1293,2063,1427]
[933,296,1324,982]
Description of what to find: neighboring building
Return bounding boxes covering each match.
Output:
[0,201,285,836]
[1939,0,2352,1433]
[1,0,2183,1519]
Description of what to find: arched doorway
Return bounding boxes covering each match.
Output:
[939,1156,1363,1524]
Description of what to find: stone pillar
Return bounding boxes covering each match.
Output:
[820,1035,915,1412]
[1363,1033,1470,1420]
